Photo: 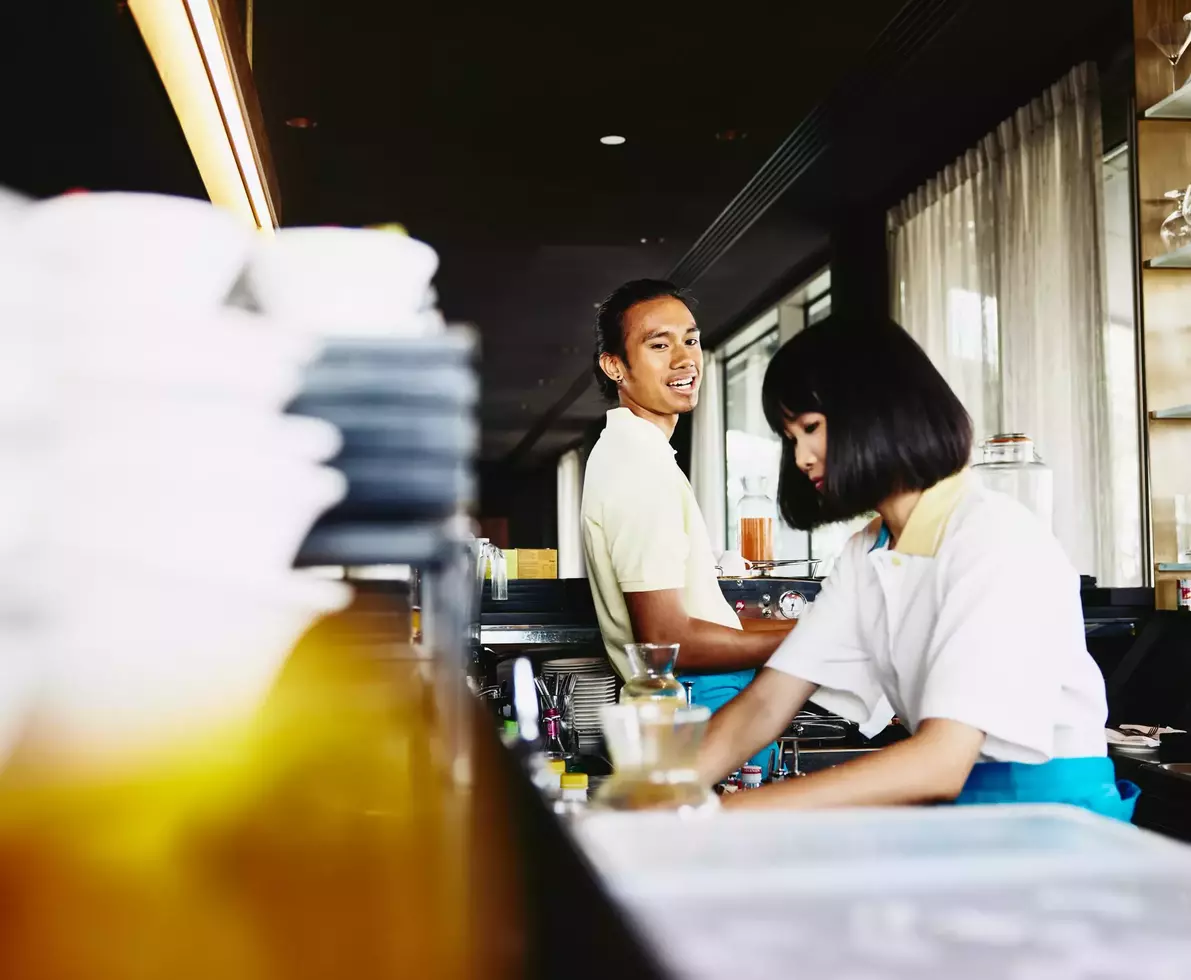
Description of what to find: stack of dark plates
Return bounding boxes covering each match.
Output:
[240,225,478,569]
[291,331,478,566]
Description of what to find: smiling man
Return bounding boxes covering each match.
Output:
[581,279,785,771]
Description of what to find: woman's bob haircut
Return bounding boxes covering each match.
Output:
[761,312,973,531]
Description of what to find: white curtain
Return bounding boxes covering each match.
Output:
[556,448,586,578]
[691,349,727,557]
[890,62,1114,579]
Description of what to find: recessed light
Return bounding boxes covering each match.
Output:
[640,237,648,244]
[286,116,318,129]
[599,135,626,146]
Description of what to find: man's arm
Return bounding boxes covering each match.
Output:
[696,667,817,783]
[723,717,985,810]
[625,588,785,672]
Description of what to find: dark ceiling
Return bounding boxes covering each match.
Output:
[5,0,1131,465]
[247,1,913,460]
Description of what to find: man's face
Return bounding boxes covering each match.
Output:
[604,296,702,416]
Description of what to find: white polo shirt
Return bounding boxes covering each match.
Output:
[582,408,741,680]
[767,472,1109,763]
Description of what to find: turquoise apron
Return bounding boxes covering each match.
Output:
[678,669,777,776]
[954,757,1140,822]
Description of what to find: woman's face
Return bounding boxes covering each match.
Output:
[783,412,827,493]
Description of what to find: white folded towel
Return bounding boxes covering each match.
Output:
[1106,725,1186,748]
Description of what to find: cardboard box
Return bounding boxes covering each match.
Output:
[509,549,557,580]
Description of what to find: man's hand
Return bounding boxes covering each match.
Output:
[625,589,785,673]
[724,717,985,810]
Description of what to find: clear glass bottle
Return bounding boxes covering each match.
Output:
[971,434,1054,532]
[541,708,574,763]
[621,643,687,705]
[738,476,776,562]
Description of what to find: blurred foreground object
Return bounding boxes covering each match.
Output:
[0,191,351,766]
[0,189,507,978]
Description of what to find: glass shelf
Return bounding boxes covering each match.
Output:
[1144,83,1191,120]
[1148,243,1191,269]
[1151,405,1191,420]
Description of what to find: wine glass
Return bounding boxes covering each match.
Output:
[1161,188,1191,252]
[1148,20,1191,93]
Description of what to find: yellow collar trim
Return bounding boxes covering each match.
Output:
[893,471,970,557]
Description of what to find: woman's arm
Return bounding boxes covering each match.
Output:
[723,717,985,810]
[696,668,817,784]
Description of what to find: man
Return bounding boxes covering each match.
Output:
[581,279,784,771]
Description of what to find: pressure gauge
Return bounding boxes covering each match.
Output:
[778,590,808,620]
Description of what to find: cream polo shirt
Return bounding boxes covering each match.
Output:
[581,408,741,681]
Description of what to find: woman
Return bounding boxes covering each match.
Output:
[697,313,1138,820]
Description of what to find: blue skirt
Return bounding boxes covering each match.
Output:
[954,756,1140,822]
[678,668,777,775]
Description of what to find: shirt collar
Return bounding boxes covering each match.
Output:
[894,470,970,557]
[604,407,677,457]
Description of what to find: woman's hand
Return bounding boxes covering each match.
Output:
[696,668,816,785]
[723,717,985,810]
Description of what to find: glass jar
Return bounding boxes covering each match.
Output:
[738,475,776,563]
[621,643,687,705]
[971,434,1054,531]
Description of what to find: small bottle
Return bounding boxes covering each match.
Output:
[553,772,590,818]
[740,765,763,790]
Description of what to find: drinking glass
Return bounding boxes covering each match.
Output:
[622,643,685,704]
[1176,494,1191,563]
[1148,21,1191,94]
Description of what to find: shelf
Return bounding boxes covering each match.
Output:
[1151,405,1191,420]
[1144,83,1191,120]
[1147,243,1191,268]
[1157,563,1191,573]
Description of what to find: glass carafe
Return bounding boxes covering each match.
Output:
[622,643,687,705]
[594,702,718,812]
[971,434,1054,531]
[738,476,775,562]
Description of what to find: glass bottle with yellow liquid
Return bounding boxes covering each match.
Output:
[621,643,687,705]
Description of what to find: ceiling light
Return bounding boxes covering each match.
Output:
[599,135,626,146]
[128,0,278,231]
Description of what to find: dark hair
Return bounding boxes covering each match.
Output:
[761,312,972,530]
[592,279,691,401]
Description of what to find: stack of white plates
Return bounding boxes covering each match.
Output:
[541,656,618,753]
[0,191,363,769]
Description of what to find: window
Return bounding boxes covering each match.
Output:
[888,64,1142,584]
[721,270,858,572]
[1102,144,1143,586]
[724,320,790,558]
